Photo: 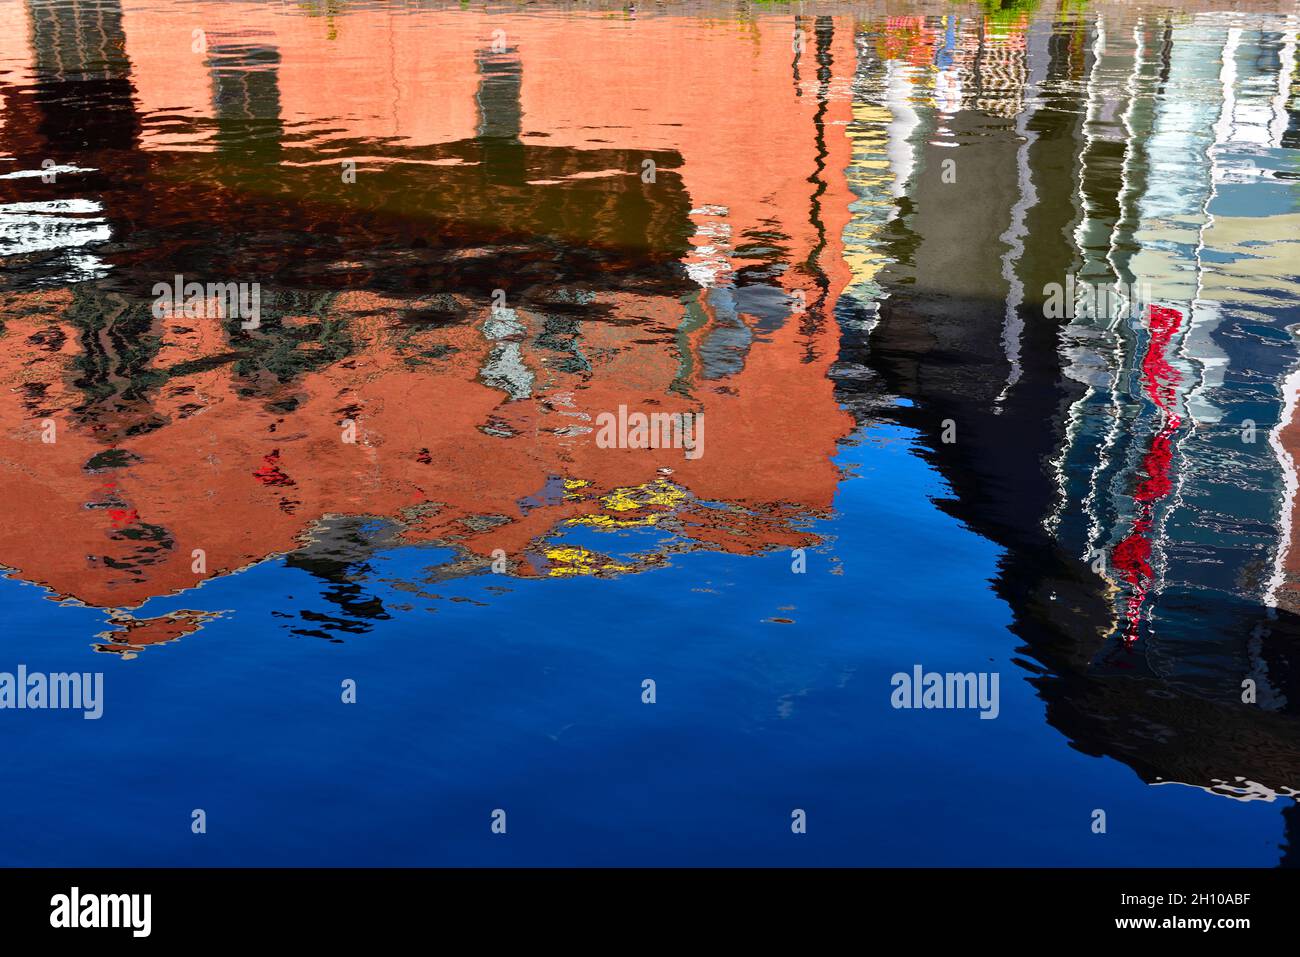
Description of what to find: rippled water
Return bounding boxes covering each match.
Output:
[0,0,1298,865]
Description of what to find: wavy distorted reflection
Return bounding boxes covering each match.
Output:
[0,0,1298,865]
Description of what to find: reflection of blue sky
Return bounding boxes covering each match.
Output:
[1215,181,1297,217]
[0,420,1287,865]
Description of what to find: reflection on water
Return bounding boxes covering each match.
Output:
[0,0,1299,865]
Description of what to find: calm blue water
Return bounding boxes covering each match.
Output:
[0,422,1284,865]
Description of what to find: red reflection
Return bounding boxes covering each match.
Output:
[1111,305,1184,646]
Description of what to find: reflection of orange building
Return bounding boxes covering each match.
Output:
[876,15,942,67]
[0,2,857,613]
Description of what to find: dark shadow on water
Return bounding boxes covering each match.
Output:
[836,284,1300,829]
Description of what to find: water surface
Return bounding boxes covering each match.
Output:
[0,0,1298,865]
